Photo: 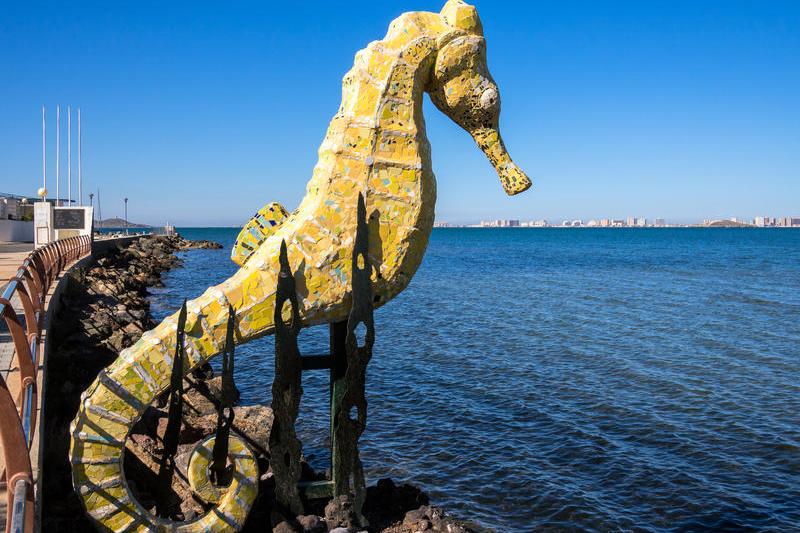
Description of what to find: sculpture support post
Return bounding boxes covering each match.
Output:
[270,240,305,516]
[329,320,347,493]
[210,305,237,485]
[332,193,374,522]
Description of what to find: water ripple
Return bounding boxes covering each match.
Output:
[150,228,800,532]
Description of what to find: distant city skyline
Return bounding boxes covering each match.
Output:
[437,214,800,229]
[2,1,799,226]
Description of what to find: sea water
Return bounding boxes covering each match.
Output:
[149,228,800,532]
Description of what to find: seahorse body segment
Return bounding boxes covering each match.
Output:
[70,1,531,531]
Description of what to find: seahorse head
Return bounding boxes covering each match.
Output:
[430,0,532,196]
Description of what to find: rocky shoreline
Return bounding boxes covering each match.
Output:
[42,235,478,533]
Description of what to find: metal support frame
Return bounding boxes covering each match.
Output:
[331,193,374,521]
[277,194,374,525]
[296,320,347,501]
[270,241,306,515]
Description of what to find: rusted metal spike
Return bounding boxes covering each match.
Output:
[221,304,237,405]
[156,299,187,518]
[270,240,305,516]
[333,192,374,524]
[211,304,237,485]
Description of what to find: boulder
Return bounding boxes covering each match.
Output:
[273,521,301,533]
[325,495,359,530]
[297,514,327,533]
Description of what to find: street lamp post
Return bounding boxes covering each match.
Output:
[124,197,129,235]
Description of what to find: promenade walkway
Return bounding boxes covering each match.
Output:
[0,239,90,532]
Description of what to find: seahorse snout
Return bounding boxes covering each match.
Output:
[498,161,532,196]
[470,126,532,196]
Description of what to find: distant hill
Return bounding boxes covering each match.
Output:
[704,220,752,228]
[96,217,151,228]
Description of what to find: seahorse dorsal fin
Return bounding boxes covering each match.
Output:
[231,202,289,266]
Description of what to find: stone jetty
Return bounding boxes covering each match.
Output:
[40,234,477,533]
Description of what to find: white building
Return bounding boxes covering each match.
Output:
[480,219,520,228]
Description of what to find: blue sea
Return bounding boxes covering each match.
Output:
[149,228,800,532]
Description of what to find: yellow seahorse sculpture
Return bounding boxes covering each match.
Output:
[70,1,531,531]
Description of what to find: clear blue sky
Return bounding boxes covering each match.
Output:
[1,1,798,225]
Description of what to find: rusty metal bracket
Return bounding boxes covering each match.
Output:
[270,240,305,516]
[156,299,187,518]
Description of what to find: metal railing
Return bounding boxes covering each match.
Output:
[0,235,91,533]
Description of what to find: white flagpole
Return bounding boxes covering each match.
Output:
[56,105,60,206]
[42,106,46,192]
[67,105,72,204]
[78,108,82,206]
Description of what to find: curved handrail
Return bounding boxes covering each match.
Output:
[0,235,91,533]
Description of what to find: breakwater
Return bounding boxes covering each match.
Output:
[41,235,474,533]
[41,235,205,530]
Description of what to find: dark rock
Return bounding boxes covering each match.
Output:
[182,405,272,456]
[180,239,223,250]
[184,375,240,415]
[297,514,327,533]
[404,508,427,526]
[273,520,302,533]
[399,505,470,533]
[363,478,429,529]
[325,495,358,530]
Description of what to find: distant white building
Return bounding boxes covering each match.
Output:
[480,219,520,228]
[0,193,35,242]
[1,194,33,221]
